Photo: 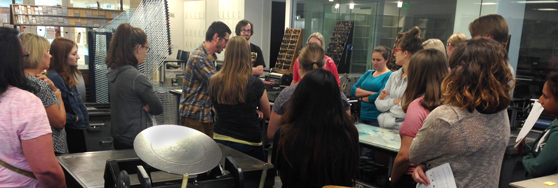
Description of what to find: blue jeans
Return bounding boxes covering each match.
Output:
[214,140,268,162]
[360,119,379,127]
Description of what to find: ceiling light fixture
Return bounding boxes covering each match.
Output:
[397,1,403,8]
[349,3,355,9]
[536,8,558,11]
[335,3,340,8]
[515,0,558,3]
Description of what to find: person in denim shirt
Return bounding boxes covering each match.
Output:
[47,37,89,153]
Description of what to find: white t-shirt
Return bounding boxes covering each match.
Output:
[0,86,52,187]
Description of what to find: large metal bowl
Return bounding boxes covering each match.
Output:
[133,125,222,175]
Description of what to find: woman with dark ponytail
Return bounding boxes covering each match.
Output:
[105,23,163,149]
[375,26,423,130]
[267,43,351,140]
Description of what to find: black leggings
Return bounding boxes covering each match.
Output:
[392,174,416,188]
[66,128,87,153]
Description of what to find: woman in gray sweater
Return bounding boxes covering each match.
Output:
[105,23,163,149]
[409,39,514,188]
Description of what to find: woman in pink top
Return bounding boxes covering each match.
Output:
[0,27,65,187]
[291,32,340,85]
[389,49,448,187]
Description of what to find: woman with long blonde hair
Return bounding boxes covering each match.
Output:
[209,36,270,162]
[20,33,68,154]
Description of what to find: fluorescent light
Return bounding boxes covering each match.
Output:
[536,8,558,11]
[397,1,403,7]
[349,3,354,9]
[329,0,333,1]
[515,1,558,3]
[482,2,497,5]
[335,3,340,8]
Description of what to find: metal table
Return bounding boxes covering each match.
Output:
[355,123,542,188]
[169,89,182,124]
[356,123,400,182]
[510,174,558,188]
[159,58,187,84]
[57,144,274,188]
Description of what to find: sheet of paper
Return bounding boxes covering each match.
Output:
[416,163,457,188]
[515,102,544,146]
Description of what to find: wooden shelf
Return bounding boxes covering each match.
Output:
[274,28,303,72]
[11,4,123,28]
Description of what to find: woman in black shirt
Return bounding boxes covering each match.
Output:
[209,36,271,162]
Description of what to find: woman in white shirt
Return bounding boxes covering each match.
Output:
[375,26,423,130]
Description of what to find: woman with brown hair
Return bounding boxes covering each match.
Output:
[350,46,392,126]
[20,33,68,155]
[410,38,514,188]
[375,26,423,130]
[209,36,270,161]
[105,23,163,150]
[267,43,351,140]
[389,49,449,187]
[47,37,89,153]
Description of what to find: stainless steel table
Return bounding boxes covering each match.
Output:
[356,123,400,180]
[510,174,558,188]
[58,144,274,188]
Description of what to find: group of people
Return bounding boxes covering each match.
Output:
[175,14,558,188]
[347,14,556,188]
[0,27,88,186]
[1,12,557,188]
[0,22,166,186]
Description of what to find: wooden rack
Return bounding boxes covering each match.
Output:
[11,4,123,28]
[274,28,303,74]
[326,20,354,73]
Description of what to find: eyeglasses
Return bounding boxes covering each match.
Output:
[241,29,251,34]
[393,48,402,53]
[144,46,151,53]
[220,37,229,43]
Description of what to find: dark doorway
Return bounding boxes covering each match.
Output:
[270,1,286,69]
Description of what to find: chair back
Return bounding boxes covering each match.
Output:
[176,50,183,60]
[225,156,245,188]
[180,51,190,61]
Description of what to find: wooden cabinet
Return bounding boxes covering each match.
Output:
[11,4,122,28]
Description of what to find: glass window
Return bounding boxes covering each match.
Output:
[290,0,558,99]
[292,0,458,73]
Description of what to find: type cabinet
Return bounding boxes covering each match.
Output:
[274,28,303,73]
[11,4,123,28]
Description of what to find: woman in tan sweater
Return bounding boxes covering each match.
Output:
[409,38,514,188]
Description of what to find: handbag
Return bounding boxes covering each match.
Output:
[0,158,36,179]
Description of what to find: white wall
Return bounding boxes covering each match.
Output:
[176,0,273,67]
[245,0,272,68]
[168,0,185,57]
